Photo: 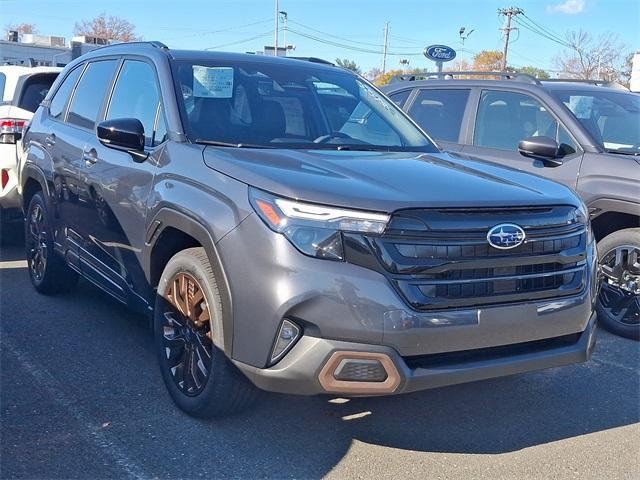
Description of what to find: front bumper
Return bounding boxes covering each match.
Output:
[235,311,597,396]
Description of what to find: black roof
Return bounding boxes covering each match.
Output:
[82,41,339,73]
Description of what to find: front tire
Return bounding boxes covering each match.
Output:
[154,247,258,417]
[596,228,640,340]
[25,192,78,294]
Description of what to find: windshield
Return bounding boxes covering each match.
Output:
[172,59,437,152]
[551,88,640,154]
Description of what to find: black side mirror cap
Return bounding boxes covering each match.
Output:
[518,136,563,167]
[97,118,148,163]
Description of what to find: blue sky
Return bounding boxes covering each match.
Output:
[1,0,638,73]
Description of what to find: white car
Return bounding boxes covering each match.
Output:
[1,65,61,214]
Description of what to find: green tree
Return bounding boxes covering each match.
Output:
[335,58,362,74]
[518,66,550,79]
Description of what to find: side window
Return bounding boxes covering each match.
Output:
[388,89,412,108]
[49,66,83,120]
[558,125,578,156]
[408,89,470,142]
[67,60,118,130]
[474,90,558,150]
[107,60,161,147]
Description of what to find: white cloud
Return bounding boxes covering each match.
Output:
[546,0,586,14]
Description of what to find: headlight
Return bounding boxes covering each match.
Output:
[249,187,389,261]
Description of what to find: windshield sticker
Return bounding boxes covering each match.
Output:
[569,95,594,119]
[193,66,234,98]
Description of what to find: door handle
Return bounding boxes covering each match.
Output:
[82,147,98,166]
[44,134,56,147]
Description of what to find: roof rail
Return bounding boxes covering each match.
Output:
[288,57,335,66]
[390,71,540,85]
[541,78,629,91]
[93,40,169,52]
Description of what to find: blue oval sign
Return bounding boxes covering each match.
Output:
[487,223,526,250]
[423,45,457,62]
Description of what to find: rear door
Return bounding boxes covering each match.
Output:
[402,87,472,153]
[464,89,583,189]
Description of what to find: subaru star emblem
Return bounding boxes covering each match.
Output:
[487,224,526,249]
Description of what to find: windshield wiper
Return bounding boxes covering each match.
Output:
[605,148,640,156]
[194,139,275,149]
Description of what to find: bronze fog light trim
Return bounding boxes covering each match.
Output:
[318,351,401,394]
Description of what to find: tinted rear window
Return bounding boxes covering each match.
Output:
[408,89,470,142]
[18,73,59,112]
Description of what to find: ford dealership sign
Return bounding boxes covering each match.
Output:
[423,45,457,62]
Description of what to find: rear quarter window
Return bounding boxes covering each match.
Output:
[0,73,6,100]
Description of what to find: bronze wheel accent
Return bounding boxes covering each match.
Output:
[161,272,213,396]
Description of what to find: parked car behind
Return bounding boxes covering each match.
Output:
[21,44,597,418]
[0,66,61,219]
[383,73,640,339]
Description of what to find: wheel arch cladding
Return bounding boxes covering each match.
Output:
[145,208,234,356]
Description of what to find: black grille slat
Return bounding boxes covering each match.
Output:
[367,206,587,311]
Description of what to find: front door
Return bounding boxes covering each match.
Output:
[79,58,166,309]
[465,89,582,190]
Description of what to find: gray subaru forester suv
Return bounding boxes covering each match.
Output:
[21,43,597,417]
[383,72,639,339]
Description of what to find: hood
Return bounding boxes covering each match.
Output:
[202,147,580,213]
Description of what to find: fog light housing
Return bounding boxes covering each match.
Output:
[269,319,301,365]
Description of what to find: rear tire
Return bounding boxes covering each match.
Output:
[25,192,78,294]
[596,228,640,340]
[154,247,258,417]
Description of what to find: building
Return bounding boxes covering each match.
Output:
[0,31,107,67]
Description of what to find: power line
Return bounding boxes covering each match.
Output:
[166,19,272,41]
[521,13,570,46]
[288,20,384,47]
[286,27,423,56]
[514,16,572,48]
[204,31,273,50]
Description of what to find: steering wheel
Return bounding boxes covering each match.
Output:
[313,132,352,144]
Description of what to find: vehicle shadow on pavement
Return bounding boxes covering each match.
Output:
[1,232,639,479]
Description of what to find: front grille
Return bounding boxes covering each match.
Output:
[360,206,587,311]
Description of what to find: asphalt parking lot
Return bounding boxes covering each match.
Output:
[1,224,639,480]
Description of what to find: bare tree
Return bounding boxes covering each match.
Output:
[74,13,140,42]
[554,30,628,82]
[364,67,382,82]
[7,23,37,34]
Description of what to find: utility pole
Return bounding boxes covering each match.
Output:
[498,7,523,70]
[382,22,389,74]
[274,0,279,56]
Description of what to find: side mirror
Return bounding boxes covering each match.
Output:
[518,136,563,167]
[97,118,148,162]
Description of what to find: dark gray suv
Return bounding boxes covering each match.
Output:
[383,73,639,339]
[21,44,597,417]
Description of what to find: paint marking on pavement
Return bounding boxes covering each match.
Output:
[0,260,28,269]
[2,338,150,480]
